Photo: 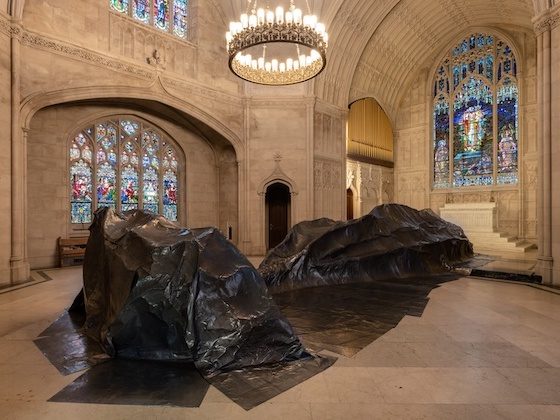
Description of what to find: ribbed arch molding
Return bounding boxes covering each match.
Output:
[346,0,535,120]
[312,0,538,119]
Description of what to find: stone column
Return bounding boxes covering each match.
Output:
[9,21,30,285]
[0,15,12,286]
[534,5,560,286]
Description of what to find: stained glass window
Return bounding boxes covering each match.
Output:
[154,0,170,31]
[432,33,519,189]
[70,133,94,224]
[173,0,188,38]
[110,0,129,14]
[497,78,519,185]
[133,0,150,24]
[453,78,493,187]
[163,144,179,220]
[433,96,450,189]
[69,118,181,224]
[97,163,117,208]
[110,1,191,40]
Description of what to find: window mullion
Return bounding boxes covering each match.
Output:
[117,122,122,213]
[449,92,454,187]
[93,128,98,212]
[159,147,163,213]
[170,0,174,35]
[492,82,498,186]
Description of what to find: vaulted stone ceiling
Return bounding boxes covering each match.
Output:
[347,0,536,120]
[315,0,541,120]
[216,1,547,120]
[221,0,331,22]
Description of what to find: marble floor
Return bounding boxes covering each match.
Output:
[475,250,539,276]
[1,268,560,419]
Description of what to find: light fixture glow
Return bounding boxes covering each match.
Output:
[226,0,328,86]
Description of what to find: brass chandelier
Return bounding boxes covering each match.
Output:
[226,0,328,85]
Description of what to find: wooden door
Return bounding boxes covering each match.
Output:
[347,188,354,220]
[266,183,290,250]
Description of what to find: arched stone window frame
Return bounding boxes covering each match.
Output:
[430,30,522,190]
[67,115,184,230]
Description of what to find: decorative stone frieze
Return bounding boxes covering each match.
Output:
[20,30,155,79]
[0,13,10,36]
[533,5,560,34]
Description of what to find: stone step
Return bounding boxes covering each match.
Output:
[513,240,537,251]
[465,231,536,254]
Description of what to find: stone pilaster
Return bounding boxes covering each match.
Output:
[533,4,560,286]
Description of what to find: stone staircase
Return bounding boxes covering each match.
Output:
[439,202,536,255]
[464,230,537,255]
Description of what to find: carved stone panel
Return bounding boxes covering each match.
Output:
[109,14,197,78]
[314,111,344,158]
[314,159,343,220]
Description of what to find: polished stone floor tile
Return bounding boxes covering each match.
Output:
[1,268,560,419]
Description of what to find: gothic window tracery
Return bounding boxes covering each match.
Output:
[69,118,181,224]
[110,0,190,40]
[432,33,519,189]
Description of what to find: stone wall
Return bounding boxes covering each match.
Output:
[314,101,346,220]
[0,12,11,286]
[245,97,313,256]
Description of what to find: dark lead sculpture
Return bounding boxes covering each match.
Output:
[80,208,307,376]
[39,203,473,409]
[259,203,474,292]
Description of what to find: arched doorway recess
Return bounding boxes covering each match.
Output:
[265,183,291,250]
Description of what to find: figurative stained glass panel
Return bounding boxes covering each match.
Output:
[121,166,139,211]
[110,0,129,14]
[453,78,494,187]
[70,118,181,223]
[433,33,518,189]
[82,146,92,163]
[70,144,80,160]
[163,170,178,221]
[97,149,106,164]
[108,150,118,165]
[154,0,170,31]
[75,133,87,147]
[173,0,188,38]
[142,130,160,154]
[497,79,519,185]
[433,97,450,189]
[143,167,159,214]
[121,120,139,137]
[70,161,93,224]
[133,0,150,24]
[97,124,117,150]
[97,163,117,209]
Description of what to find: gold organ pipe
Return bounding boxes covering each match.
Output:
[347,98,393,163]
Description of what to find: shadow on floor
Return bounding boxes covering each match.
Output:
[36,274,460,409]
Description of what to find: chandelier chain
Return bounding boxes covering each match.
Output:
[246,0,256,14]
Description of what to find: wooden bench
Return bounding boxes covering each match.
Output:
[58,237,89,267]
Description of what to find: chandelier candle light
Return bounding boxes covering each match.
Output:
[226,0,328,85]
